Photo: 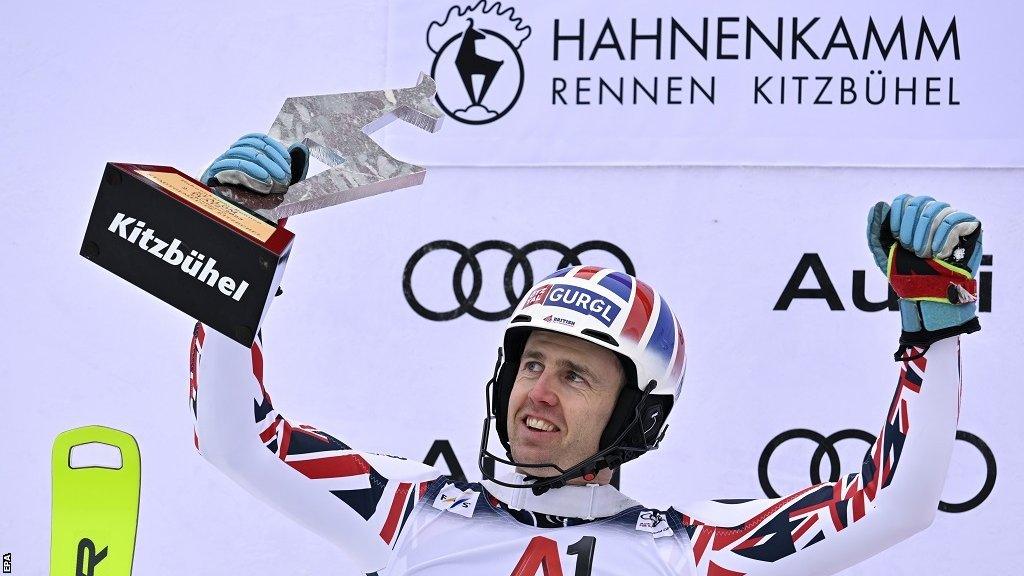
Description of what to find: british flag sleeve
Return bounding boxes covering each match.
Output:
[675,336,964,576]
[188,323,442,573]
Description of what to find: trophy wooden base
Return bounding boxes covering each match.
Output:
[81,163,294,345]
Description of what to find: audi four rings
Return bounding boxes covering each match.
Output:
[403,240,635,321]
[758,429,996,513]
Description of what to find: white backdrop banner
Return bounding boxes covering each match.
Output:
[385,0,1023,167]
[2,2,1021,575]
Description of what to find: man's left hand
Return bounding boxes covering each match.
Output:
[867,195,983,341]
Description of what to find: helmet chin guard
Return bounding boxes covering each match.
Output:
[478,266,686,493]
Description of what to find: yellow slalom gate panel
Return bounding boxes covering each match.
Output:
[50,426,140,576]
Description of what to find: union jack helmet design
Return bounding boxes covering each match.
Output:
[480,265,687,491]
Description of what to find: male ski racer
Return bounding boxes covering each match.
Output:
[189,134,983,575]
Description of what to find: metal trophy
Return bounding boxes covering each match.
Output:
[80,74,443,345]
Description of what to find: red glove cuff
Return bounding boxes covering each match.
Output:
[889,273,977,301]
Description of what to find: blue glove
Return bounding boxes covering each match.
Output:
[867,195,982,346]
[201,133,309,195]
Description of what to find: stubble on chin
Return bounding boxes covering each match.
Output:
[510,439,588,478]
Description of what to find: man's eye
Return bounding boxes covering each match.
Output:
[524,361,543,372]
[567,371,586,384]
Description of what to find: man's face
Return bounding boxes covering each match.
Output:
[506,330,625,476]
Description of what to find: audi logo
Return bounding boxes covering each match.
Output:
[758,429,996,513]
[403,240,635,321]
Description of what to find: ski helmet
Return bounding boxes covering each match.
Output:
[479,265,686,491]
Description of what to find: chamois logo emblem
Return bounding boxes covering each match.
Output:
[427,1,531,125]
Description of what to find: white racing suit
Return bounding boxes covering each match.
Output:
[189,323,964,575]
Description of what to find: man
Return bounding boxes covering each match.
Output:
[189,134,982,575]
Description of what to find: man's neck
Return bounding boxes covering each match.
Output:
[482,471,638,520]
[514,466,616,486]
[566,467,615,486]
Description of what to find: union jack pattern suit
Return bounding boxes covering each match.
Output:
[190,320,965,575]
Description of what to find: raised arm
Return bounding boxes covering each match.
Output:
[189,324,440,572]
[187,135,439,573]
[676,196,983,576]
[677,337,962,576]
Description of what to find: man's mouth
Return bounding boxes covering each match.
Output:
[523,416,560,433]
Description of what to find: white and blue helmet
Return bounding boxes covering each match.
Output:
[480,266,687,490]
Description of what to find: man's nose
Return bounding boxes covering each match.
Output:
[527,371,559,406]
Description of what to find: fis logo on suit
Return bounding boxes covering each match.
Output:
[427,1,531,125]
[759,429,996,513]
[404,240,634,321]
[774,253,994,312]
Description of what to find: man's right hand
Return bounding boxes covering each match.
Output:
[201,133,309,195]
